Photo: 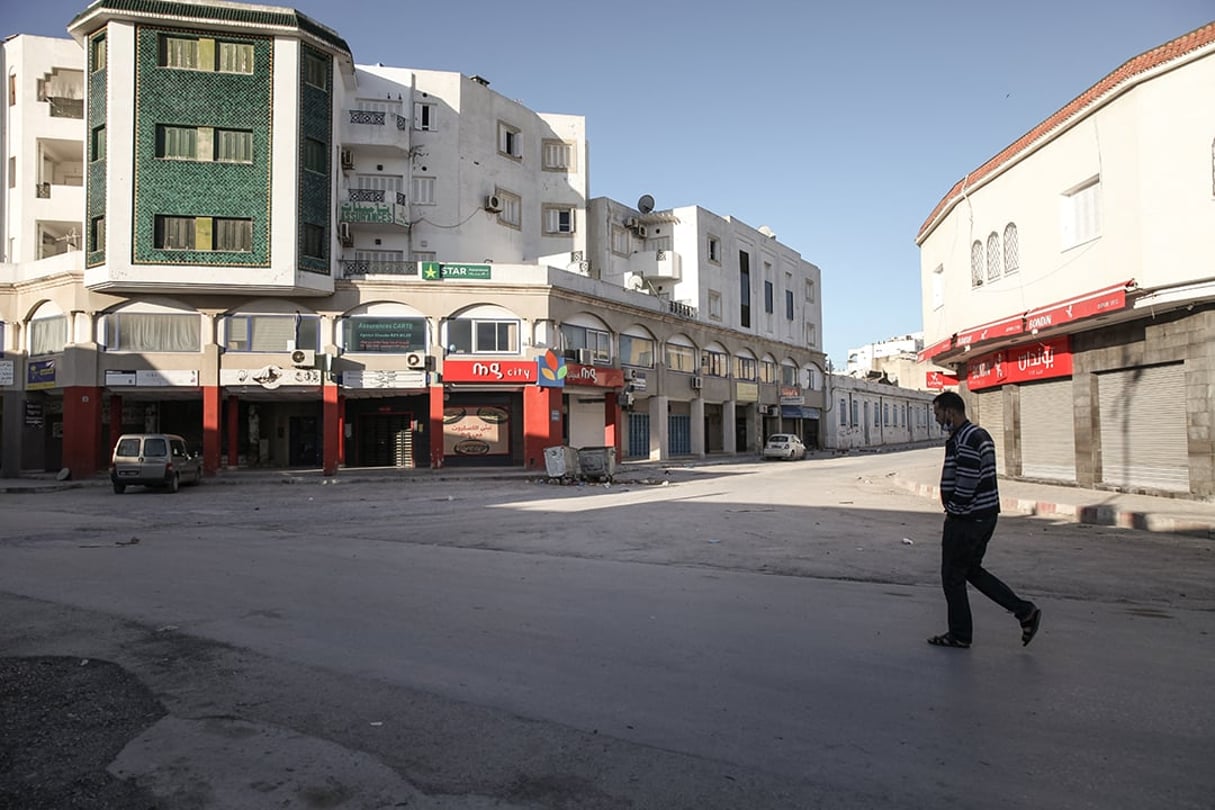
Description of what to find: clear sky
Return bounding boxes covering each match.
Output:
[5,0,1213,367]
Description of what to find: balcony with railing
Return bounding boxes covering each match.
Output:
[339,259,420,278]
[37,69,84,120]
[339,199,409,232]
[629,248,682,281]
[342,107,410,154]
[348,188,408,205]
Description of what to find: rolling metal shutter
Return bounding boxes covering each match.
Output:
[627,412,650,459]
[1098,364,1189,492]
[973,390,1006,475]
[1020,380,1075,482]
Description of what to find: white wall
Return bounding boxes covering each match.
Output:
[918,45,1215,349]
[1,35,86,266]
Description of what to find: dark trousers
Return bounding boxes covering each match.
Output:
[941,514,1034,644]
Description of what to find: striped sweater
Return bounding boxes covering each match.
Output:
[940,420,1001,518]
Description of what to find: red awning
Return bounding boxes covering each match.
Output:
[919,338,952,362]
[1023,281,1133,332]
[954,314,1025,349]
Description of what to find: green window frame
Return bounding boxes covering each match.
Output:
[302,223,325,259]
[218,42,254,74]
[303,138,327,173]
[216,129,253,163]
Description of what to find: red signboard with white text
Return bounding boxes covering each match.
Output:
[967,336,1072,391]
[564,363,625,388]
[1023,283,1128,333]
[954,315,1025,349]
[443,359,537,384]
[926,371,960,389]
[443,359,623,388]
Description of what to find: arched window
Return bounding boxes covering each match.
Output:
[1003,223,1019,274]
[970,241,984,287]
[986,232,1001,281]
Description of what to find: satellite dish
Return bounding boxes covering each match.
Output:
[637,194,655,214]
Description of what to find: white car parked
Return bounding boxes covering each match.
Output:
[762,433,806,461]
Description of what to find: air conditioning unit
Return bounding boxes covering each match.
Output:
[570,250,584,262]
[484,194,502,213]
[634,224,649,239]
[624,216,639,229]
[340,149,354,171]
[626,368,639,381]
[691,375,704,390]
[620,391,635,409]
[405,352,427,370]
[575,348,594,365]
[290,349,316,368]
[337,222,353,246]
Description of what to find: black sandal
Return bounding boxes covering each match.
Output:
[1020,607,1042,647]
[927,633,970,648]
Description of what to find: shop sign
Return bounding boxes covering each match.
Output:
[779,385,804,405]
[347,317,426,353]
[1023,283,1128,332]
[564,363,624,388]
[444,359,537,384]
[955,315,1024,348]
[735,381,759,402]
[537,350,567,388]
[26,359,56,390]
[0,359,14,386]
[967,336,1072,391]
[341,370,426,389]
[926,371,960,389]
[220,367,317,389]
[443,404,510,456]
[105,370,201,387]
[24,400,43,427]
[340,201,408,227]
[421,262,492,280]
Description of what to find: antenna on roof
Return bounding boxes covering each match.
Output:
[637,194,655,214]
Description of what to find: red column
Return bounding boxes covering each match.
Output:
[604,391,622,456]
[63,386,102,478]
[523,385,563,470]
[226,396,240,468]
[429,384,445,468]
[202,385,221,476]
[322,381,340,476]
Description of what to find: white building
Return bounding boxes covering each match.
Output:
[0,0,828,477]
[845,333,921,377]
[1,35,86,265]
[822,374,942,451]
[916,20,1215,496]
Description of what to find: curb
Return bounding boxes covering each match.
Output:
[888,476,1215,539]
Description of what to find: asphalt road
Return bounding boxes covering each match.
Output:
[2,452,1213,809]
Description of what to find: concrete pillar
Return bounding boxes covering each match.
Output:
[724,399,737,453]
[651,395,668,461]
[691,397,706,458]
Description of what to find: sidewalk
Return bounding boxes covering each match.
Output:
[5,447,1215,538]
[878,447,1215,539]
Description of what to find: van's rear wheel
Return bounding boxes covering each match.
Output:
[112,482,126,494]
[167,473,180,493]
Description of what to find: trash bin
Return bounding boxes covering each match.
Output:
[544,445,579,478]
[577,446,617,481]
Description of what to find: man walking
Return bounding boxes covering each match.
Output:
[928,391,1042,649]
